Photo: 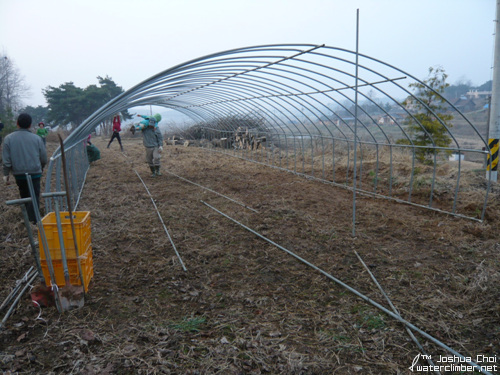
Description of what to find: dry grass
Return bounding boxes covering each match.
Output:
[231,143,492,220]
[0,136,499,374]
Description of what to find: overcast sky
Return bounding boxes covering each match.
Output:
[0,0,496,108]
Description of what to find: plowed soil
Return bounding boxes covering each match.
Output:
[1,136,499,374]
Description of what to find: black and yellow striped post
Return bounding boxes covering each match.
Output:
[487,138,499,177]
[487,136,499,183]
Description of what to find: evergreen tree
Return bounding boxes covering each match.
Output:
[398,66,453,163]
[21,105,49,126]
[43,76,130,130]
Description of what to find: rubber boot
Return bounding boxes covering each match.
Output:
[155,166,162,176]
[150,166,156,177]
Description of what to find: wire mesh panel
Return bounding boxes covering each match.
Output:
[45,141,89,212]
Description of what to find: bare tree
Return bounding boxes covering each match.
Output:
[0,53,31,125]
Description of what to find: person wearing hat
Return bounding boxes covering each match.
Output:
[134,113,161,130]
[133,114,164,177]
[36,122,49,146]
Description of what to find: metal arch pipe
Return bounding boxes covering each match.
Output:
[228,68,373,146]
[158,67,322,141]
[196,78,314,133]
[154,49,342,135]
[176,82,304,140]
[196,48,483,214]
[190,75,338,141]
[124,54,330,125]
[179,84,303,138]
[56,46,328,153]
[205,78,319,147]
[326,46,488,147]
[153,67,446,171]
[55,43,482,151]
[43,43,491,221]
[286,53,439,148]
[240,57,396,144]
[311,47,480,152]
[213,76,352,144]
[263,61,400,145]
[319,53,454,149]
[160,45,325,104]
[267,62,395,144]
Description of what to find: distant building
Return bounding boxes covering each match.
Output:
[466,89,491,100]
[452,96,478,112]
[377,113,405,125]
[332,117,355,126]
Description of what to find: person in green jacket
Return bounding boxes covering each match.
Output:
[36,122,49,146]
[132,114,163,176]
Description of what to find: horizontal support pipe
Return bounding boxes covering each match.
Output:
[201,200,492,375]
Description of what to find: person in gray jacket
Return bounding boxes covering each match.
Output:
[135,114,164,177]
[2,113,47,223]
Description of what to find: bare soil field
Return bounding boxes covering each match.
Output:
[1,136,499,374]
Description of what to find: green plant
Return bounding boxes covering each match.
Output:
[352,305,386,330]
[331,334,366,354]
[397,66,454,163]
[412,176,429,189]
[332,334,350,342]
[361,313,386,330]
[170,316,206,332]
[222,255,233,267]
[368,170,379,186]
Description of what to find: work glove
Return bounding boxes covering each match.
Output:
[159,146,163,153]
[3,175,9,185]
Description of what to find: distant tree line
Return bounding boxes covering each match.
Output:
[41,76,132,132]
[444,79,492,100]
[0,53,131,136]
